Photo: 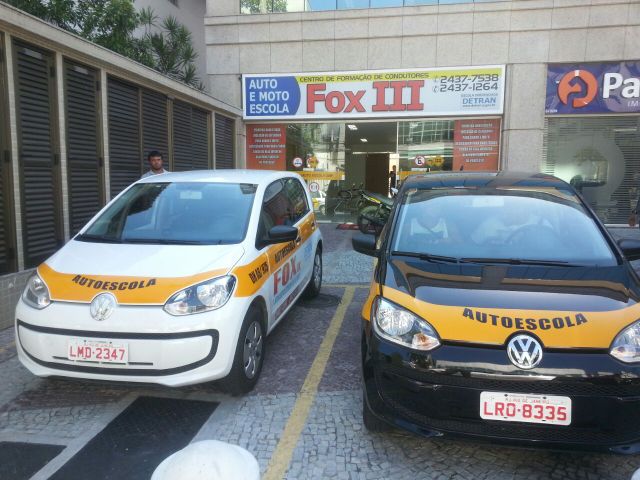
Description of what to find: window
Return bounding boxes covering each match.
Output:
[257,178,309,247]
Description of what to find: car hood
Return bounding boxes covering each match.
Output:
[381,257,640,349]
[37,240,245,305]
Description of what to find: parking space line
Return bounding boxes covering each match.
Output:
[0,341,15,354]
[264,286,355,480]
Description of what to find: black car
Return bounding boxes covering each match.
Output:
[353,171,640,453]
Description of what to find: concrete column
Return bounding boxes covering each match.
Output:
[55,52,70,241]
[100,69,111,201]
[3,33,24,271]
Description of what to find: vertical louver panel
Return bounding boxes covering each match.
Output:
[0,145,8,273]
[14,41,61,268]
[66,62,102,234]
[191,108,209,170]
[172,101,192,171]
[141,90,168,163]
[108,78,140,196]
[215,114,234,169]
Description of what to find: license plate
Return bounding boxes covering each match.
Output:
[67,339,128,363]
[480,391,571,426]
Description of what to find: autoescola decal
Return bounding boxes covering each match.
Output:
[71,274,157,291]
[274,254,302,303]
[463,308,588,331]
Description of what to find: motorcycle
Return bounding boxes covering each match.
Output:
[357,190,395,235]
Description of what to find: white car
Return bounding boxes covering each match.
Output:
[15,170,323,393]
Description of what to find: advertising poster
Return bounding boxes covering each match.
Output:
[243,66,505,120]
[546,62,640,115]
[452,119,500,171]
[246,124,286,170]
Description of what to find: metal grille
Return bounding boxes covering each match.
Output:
[14,40,61,268]
[172,101,209,171]
[215,113,234,169]
[66,62,101,234]
[108,77,140,197]
[141,90,168,165]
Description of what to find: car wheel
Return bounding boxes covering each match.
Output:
[363,391,391,432]
[224,307,265,396]
[302,247,322,299]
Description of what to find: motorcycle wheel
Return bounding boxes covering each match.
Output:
[358,205,381,234]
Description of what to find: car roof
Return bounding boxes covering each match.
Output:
[402,171,571,191]
[136,169,303,185]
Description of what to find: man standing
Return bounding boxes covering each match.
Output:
[141,150,169,178]
[389,165,397,196]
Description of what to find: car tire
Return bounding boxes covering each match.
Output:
[224,307,265,396]
[302,247,322,299]
[363,391,391,432]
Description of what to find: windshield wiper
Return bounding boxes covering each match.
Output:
[75,233,122,244]
[391,250,460,264]
[459,257,578,267]
[121,238,204,245]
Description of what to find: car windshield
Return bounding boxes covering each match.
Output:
[391,188,617,267]
[78,182,257,245]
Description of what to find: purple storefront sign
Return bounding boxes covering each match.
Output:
[546,62,640,115]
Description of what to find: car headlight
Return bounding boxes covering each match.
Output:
[164,275,236,316]
[372,297,440,351]
[611,320,640,363]
[22,274,51,310]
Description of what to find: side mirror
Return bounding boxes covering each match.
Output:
[352,232,379,257]
[617,238,640,261]
[267,225,298,245]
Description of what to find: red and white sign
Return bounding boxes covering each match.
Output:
[246,124,286,170]
[414,155,425,167]
[68,339,128,363]
[292,157,303,168]
[243,66,506,120]
[309,182,320,193]
[452,119,501,171]
[480,391,571,426]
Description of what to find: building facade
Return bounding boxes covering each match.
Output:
[205,0,640,222]
[0,3,243,329]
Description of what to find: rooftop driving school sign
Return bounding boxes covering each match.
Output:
[546,62,640,114]
[242,66,505,120]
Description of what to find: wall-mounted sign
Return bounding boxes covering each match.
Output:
[414,155,425,167]
[243,66,505,120]
[546,62,640,115]
[246,125,286,170]
[452,119,500,171]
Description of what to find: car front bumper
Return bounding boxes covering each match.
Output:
[15,297,250,387]
[363,320,640,454]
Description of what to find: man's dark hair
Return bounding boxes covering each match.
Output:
[147,150,163,161]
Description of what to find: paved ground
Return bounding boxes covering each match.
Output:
[2,224,640,479]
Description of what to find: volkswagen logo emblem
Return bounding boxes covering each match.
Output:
[507,335,543,369]
[90,293,117,321]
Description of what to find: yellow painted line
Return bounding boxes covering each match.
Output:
[0,341,15,354]
[264,286,356,480]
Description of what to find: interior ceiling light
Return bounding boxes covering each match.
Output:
[360,138,368,142]
[347,124,358,130]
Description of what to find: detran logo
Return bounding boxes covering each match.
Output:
[557,69,598,108]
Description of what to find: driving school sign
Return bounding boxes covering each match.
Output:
[243,66,505,120]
